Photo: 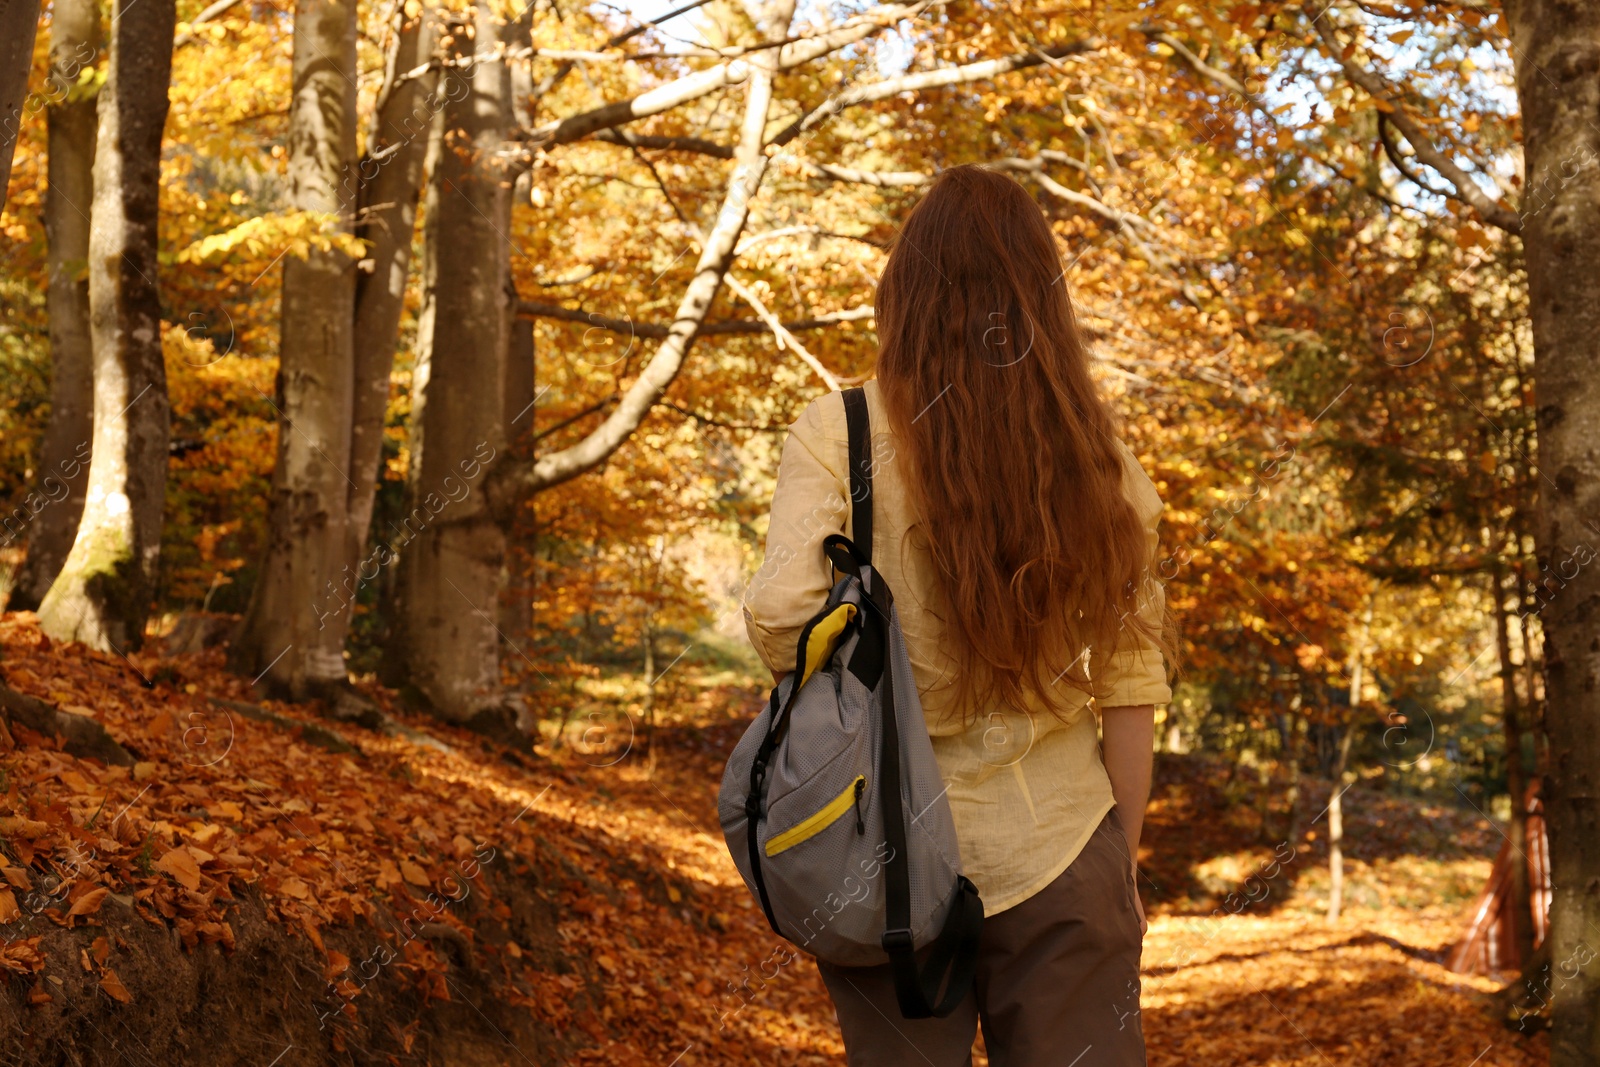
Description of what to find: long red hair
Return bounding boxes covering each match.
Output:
[874,165,1165,716]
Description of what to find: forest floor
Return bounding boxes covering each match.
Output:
[0,613,1549,1066]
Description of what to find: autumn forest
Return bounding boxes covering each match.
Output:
[0,0,1598,1063]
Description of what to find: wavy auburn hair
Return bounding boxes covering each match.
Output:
[874,166,1165,717]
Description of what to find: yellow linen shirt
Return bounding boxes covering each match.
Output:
[742,381,1171,915]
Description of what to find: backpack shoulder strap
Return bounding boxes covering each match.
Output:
[842,387,873,564]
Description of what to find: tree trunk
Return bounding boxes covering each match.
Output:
[499,314,535,644]
[1281,704,1304,847]
[346,5,439,584]
[642,613,657,777]
[1495,557,1536,966]
[229,0,359,700]
[12,0,99,610]
[1325,723,1354,924]
[1504,4,1600,1061]
[486,0,795,506]
[387,0,515,727]
[391,0,794,727]
[1328,599,1373,923]
[0,0,41,206]
[373,104,444,666]
[496,3,536,652]
[37,0,174,652]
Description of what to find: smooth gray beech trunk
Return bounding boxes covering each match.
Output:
[1325,599,1369,925]
[1504,2,1600,1061]
[12,0,99,609]
[1494,559,1535,967]
[38,0,174,651]
[347,7,439,584]
[0,0,41,205]
[386,0,515,727]
[229,0,359,698]
[499,315,535,644]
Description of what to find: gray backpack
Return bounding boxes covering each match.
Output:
[719,387,983,1019]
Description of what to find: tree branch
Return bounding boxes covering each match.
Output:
[497,12,789,498]
[1377,112,1453,198]
[769,37,1103,147]
[1139,26,1271,119]
[593,129,734,156]
[516,301,873,336]
[724,274,843,390]
[174,0,246,48]
[801,155,1155,235]
[799,161,932,186]
[1308,9,1521,234]
[524,2,932,149]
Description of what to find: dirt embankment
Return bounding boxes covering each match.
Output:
[0,614,729,1066]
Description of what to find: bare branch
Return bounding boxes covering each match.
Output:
[593,129,734,157]
[801,155,1154,234]
[531,62,752,146]
[770,37,1103,147]
[174,0,247,47]
[516,301,873,336]
[1308,9,1521,234]
[525,3,933,148]
[800,162,931,186]
[991,158,1157,233]
[1377,112,1453,198]
[598,0,718,50]
[499,17,791,497]
[1139,26,1269,117]
[724,275,843,390]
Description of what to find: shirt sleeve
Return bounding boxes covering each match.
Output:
[742,396,848,674]
[1091,442,1173,708]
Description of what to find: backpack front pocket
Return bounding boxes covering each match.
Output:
[765,775,866,857]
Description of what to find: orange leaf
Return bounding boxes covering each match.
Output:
[99,968,134,1004]
[0,888,19,923]
[67,887,110,920]
[156,848,202,891]
[400,861,430,887]
[325,950,351,979]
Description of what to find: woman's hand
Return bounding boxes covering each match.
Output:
[1131,868,1148,936]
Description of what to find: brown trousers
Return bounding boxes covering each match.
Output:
[817,809,1145,1067]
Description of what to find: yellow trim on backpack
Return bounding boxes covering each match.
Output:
[799,602,857,689]
[765,776,866,857]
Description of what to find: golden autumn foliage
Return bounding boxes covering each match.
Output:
[0,0,1568,1060]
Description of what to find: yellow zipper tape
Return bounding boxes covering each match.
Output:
[764,775,866,857]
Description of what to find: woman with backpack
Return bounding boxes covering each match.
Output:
[740,165,1171,1066]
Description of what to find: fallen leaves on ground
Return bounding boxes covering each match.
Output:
[0,613,1549,1065]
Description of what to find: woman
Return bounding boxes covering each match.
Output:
[741,166,1171,1066]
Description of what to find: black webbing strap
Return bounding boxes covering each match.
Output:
[843,387,982,1020]
[843,387,873,565]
